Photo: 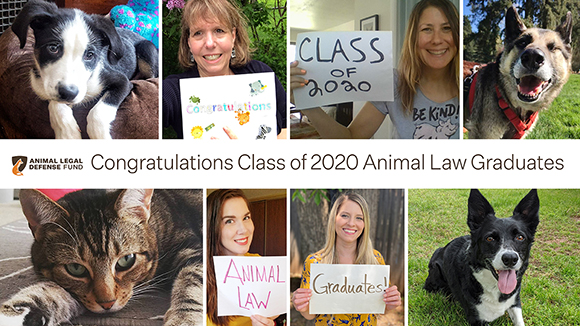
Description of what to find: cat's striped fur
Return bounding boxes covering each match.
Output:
[0,189,203,326]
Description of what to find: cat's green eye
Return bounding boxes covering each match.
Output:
[65,263,88,277]
[116,254,136,271]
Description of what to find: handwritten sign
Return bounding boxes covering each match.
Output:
[213,256,287,317]
[180,72,277,140]
[294,31,393,109]
[309,263,389,314]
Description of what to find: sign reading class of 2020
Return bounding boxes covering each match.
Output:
[309,263,390,314]
[213,256,287,317]
[294,31,393,108]
[180,72,277,140]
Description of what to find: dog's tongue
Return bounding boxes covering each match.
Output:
[497,270,517,294]
[518,76,544,96]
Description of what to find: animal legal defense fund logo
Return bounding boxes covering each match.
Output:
[12,156,28,176]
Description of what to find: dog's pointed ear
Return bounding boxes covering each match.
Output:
[19,189,70,239]
[505,6,526,45]
[513,189,540,235]
[556,12,573,46]
[467,189,495,231]
[11,0,58,49]
[90,15,124,65]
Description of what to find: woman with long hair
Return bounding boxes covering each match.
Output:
[206,189,276,326]
[290,0,459,139]
[291,193,402,325]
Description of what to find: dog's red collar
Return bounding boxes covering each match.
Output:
[494,86,538,139]
[467,71,537,139]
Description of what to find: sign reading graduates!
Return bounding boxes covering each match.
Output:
[309,264,390,314]
[294,31,393,108]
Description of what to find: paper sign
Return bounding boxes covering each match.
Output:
[180,72,277,140]
[294,31,393,109]
[213,256,287,317]
[309,263,390,314]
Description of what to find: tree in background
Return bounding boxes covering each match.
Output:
[464,0,580,71]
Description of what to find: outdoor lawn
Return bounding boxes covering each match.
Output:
[408,189,580,326]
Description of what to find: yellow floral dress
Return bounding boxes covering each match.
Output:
[300,250,385,326]
[206,253,261,326]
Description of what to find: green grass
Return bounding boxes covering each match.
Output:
[527,74,580,139]
[465,74,580,139]
[409,189,580,326]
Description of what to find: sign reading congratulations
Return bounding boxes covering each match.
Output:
[180,72,277,140]
[294,31,393,109]
[309,263,390,314]
[213,256,287,317]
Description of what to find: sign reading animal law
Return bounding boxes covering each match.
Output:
[213,256,287,317]
[309,263,390,314]
[180,72,277,140]
[294,31,393,108]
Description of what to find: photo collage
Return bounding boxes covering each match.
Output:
[0,0,579,325]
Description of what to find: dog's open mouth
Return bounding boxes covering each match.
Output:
[516,76,551,102]
[488,262,518,294]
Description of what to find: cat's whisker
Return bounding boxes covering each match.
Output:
[45,221,79,247]
[61,217,81,244]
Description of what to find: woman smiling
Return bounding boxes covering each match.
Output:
[291,0,459,139]
[292,192,402,325]
[163,0,287,139]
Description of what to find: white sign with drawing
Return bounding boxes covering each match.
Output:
[213,256,287,317]
[309,263,390,314]
[180,72,277,140]
[293,31,393,109]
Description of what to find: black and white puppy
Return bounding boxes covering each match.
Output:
[11,0,158,139]
[424,189,540,326]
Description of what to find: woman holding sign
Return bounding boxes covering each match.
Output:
[290,0,459,139]
[163,0,287,139]
[207,189,278,326]
[292,193,402,325]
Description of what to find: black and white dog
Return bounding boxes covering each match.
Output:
[11,0,158,139]
[424,189,540,326]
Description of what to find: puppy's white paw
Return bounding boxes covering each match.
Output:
[48,101,82,139]
[87,102,117,139]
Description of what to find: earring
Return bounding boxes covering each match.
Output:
[231,48,236,58]
[190,53,195,63]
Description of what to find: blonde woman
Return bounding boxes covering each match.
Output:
[290,0,459,139]
[291,193,402,325]
[163,0,287,139]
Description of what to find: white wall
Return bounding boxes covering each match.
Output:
[353,0,397,138]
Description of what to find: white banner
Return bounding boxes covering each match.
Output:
[180,72,277,140]
[213,256,287,317]
[309,263,390,314]
[294,31,393,108]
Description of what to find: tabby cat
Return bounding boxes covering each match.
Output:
[0,189,203,326]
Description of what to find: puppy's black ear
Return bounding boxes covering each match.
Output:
[91,15,124,65]
[513,189,540,236]
[467,189,495,231]
[504,6,526,45]
[556,12,572,46]
[11,0,58,48]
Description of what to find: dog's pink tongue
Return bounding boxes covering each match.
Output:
[498,270,517,294]
[518,76,543,95]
